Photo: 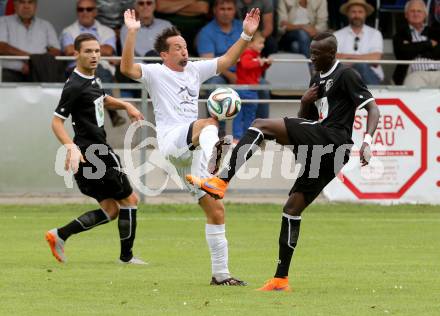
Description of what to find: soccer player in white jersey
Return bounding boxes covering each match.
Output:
[120,6,260,285]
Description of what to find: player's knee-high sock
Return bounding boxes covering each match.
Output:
[199,125,219,162]
[206,224,230,281]
[219,127,264,182]
[118,207,137,262]
[57,209,111,241]
[275,213,301,278]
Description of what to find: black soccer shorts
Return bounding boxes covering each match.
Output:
[283,117,352,205]
[74,147,133,202]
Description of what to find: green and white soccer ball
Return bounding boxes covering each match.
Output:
[207,87,241,121]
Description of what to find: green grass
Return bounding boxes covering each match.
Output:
[0,203,439,316]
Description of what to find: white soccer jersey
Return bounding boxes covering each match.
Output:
[136,59,218,146]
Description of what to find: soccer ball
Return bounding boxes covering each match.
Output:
[207,87,241,120]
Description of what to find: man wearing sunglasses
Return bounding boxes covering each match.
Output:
[333,0,383,85]
[60,0,126,127]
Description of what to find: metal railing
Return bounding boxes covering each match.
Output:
[2,55,440,83]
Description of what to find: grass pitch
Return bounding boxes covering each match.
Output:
[0,203,439,316]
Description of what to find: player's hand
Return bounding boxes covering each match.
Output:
[301,83,319,105]
[359,142,371,167]
[65,144,85,174]
[126,103,144,122]
[124,9,141,31]
[242,8,260,37]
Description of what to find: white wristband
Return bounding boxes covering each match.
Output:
[240,31,253,42]
[363,134,372,146]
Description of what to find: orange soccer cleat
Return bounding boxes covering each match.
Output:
[185,175,228,199]
[256,277,292,292]
[45,229,67,263]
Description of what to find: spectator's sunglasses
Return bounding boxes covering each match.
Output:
[137,1,154,6]
[77,6,96,13]
[354,36,360,51]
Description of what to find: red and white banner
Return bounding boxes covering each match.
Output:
[324,89,440,204]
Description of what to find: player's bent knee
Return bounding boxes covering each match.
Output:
[282,205,301,217]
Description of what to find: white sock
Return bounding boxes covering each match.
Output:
[199,125,219,162]
[205,224,230,280]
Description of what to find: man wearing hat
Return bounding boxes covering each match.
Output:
[333,0,383,84]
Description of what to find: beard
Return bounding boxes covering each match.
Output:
[349,18,364,28]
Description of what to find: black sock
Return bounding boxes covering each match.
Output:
[218,127,264,182]
[118,207,137,262]
[274,213,301,278]
[57,209,110,241]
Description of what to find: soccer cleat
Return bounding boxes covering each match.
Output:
[185,175,228,199]
[210,277,247,286]
[208,136,232,175]
[120,257,148,265]
[256,277,292,292]
[45,229,67,263]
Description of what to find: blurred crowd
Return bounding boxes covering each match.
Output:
[1,0,439,91]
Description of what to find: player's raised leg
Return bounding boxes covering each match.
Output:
[186,118,290,199]
[199,194,246,286]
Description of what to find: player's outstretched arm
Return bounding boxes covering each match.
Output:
[51,116,85,173]
[121,9,142,80]
[104,96,144,122]
[217,8,260,74]
[360,101,380,166]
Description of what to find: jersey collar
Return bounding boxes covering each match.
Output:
[320,60,339,78]
[74,68,95,79]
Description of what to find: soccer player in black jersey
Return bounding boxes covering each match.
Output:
[187,32,381,290]
[45,33,145,264]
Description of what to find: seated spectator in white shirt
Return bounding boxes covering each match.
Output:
[0,0,60,82]
[393,0,440,88]
[333,0,383,85]
[277,0,328,58]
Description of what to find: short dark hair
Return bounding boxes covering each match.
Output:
[313,32,338,52]
[214,0,235,7]
[154,27,182,53]
[74,33,99,51]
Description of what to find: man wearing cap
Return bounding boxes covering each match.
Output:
[333,0,383,85]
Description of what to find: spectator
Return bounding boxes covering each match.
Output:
[197,0,241,135]
[233,31,271,142]
[334,0,384,85]
[197,0,241,86]
[277,0,328,58]
[155,0,210,55]
[236,0,277,56]
[0,0,60,82]
[60,0,126,126]
[119,0,172,98]
[393,0,440,87]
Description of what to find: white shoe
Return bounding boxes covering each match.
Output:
[45,228,67,263]
[120,257,148,265]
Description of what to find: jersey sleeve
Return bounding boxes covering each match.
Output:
[193,58,218,84]
[135,63,154,86]
[54,81,79,119]
[341,68,374,110]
